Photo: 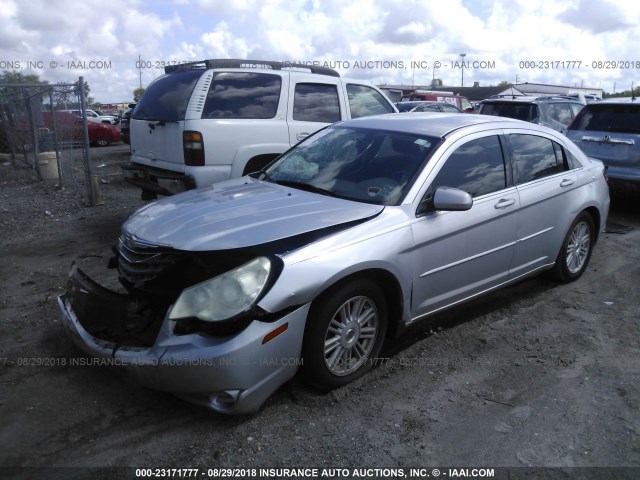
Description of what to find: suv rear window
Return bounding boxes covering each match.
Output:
[481,102,539,122]
[568,103,640,133]
[132,70,202,122]
[203,72,282,119]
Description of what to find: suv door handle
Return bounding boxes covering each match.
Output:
[296,132,310,141]
[494,198,516,209]
[560,178,574,187]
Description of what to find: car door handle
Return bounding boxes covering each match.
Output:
[494,198,516,209]
[560,178,574,187]
[296,132,310,141]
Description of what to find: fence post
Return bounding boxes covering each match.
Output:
[79,76,96,206]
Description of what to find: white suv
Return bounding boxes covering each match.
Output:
[123,59,397,198]
[61,109,117,125]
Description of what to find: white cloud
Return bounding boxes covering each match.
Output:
[0,0,638,101]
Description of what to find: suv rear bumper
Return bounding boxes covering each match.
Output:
[122,162,196,196]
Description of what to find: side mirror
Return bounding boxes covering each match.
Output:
[433,186,473,211]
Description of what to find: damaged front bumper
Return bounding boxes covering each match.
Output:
[58,265,308,414]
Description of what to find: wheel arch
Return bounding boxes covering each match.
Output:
[582,206,601,243]
[242,153,280,175]
[307,268,405,340]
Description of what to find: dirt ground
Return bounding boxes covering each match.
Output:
[1,146,639,478]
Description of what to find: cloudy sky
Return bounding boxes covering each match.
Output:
[1,0,638,103]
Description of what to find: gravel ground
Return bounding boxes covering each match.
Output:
[0,146,639,480]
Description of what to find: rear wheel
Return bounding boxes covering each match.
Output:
[302,280,387,389]
[551,212,594,282]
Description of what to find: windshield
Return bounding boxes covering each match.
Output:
[132,70,203,122]
[262,126,439,205]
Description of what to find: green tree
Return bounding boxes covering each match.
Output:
[497,80,511,87]
[0,71,48,96]
[134,87,146,102]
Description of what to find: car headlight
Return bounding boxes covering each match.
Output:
[168,257,271,322]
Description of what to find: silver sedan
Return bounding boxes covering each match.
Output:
[59,114,610,414]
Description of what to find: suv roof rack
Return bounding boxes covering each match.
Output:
[165,59,340,77]
[534,95,584,101]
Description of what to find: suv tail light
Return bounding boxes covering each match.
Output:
[603,165,608,182]
[183,131,205,166]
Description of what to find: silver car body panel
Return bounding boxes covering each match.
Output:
[123,177,383,251]
[59,114,610,414]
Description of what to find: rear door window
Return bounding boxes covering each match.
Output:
[346,84,395,118]
[132,69,203,121]
[293,83,341,123]
[203,72,282,119]
[509,134,570,183]
[548,103,574,125]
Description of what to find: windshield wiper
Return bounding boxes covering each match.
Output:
[273,179,337,197]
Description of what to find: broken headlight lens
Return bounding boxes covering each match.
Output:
[168,257,271,322]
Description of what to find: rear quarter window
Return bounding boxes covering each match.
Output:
[203,72,282,119]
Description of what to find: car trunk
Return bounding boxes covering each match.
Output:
[130,120,186,172]
[566,103,640,171]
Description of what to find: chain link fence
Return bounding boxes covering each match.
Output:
[0,77,108,205]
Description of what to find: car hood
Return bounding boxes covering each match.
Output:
[123,177,384,251]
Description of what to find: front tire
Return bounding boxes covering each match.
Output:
[551,212,594,283]
[302,280,387,390]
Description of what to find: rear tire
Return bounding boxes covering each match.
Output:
[302,280,387,390]
[551,212,594,283]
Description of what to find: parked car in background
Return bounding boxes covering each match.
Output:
[120,103,136,145]
[59,114,609,414]
[125,59,397,199]
[564,97,640,187]
[479,95,584,131]
[95,110,121,124]
[395,101,463,113]
[566,93,602,104]
[395,101,429,112]
[61,109,118,125]
[401,90,477,113]
[409,101,463,113]
[43,111,120,146]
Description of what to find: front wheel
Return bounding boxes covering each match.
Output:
[551,212,594,282]
[302,280,387,390]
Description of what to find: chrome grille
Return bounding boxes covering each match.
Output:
[117,235,176,285]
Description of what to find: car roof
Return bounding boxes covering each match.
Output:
[340,112,524,138]
[483,95,583,104]
[597,97,640,104]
